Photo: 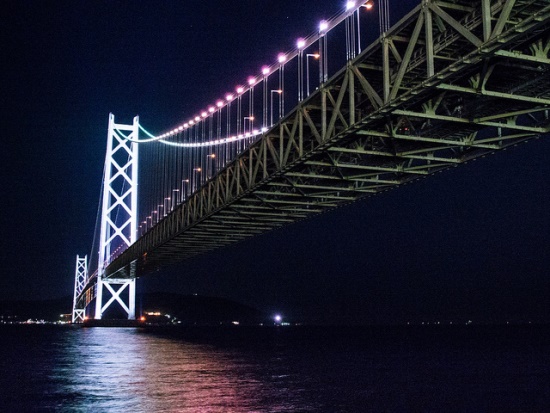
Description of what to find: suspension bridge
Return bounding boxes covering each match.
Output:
[72,0,550,322]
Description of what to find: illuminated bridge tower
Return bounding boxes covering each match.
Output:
[72,255,87,323]
[95,113,139,320]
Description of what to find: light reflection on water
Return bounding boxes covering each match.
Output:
[0,325,549,412]
[45,328,311,412]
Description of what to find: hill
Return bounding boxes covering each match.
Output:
[140,292,266,325]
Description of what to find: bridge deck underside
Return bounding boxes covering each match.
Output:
[104,0,550,281]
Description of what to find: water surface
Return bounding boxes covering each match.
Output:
[0,325,548,412]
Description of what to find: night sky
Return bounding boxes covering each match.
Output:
[2,1,549,325]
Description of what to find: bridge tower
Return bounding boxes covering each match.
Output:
[72,255,87,323]
[94,113,139,320]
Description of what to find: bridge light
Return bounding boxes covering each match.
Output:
[274,314,282,323]
[194,116,201,122]
[277,53,286,64]
[226,93,234,101]
[178,126,183,131]
[296,38,306,49]
[319,20,329,33]
[236,86,244,94]
[216,100,224,108]
[248,77,256,86]
[346,1,356,11]
[262,66,270,76]
[363,1,374,10]
[201,111,207,118]
[189,120,195,125]
[208,106,215,113]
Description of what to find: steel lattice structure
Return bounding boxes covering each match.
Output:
[72,255,87,323]
[74,115,139,320]
[75,0,549,300]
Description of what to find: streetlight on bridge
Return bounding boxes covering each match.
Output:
[306,53,320,96]
[297,38,306,101]
[181,179,189,201]
[261,66,270,128]
[172,189,179,209]
[243,116,255,135]
[270,90,282,126]
[277,53,286,119]
[207,153,216,179]
[318,20,329,84]
[193,168,201,192]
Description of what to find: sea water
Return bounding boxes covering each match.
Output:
[0,325,548,412]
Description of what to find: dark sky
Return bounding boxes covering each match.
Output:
[2,1,549,325]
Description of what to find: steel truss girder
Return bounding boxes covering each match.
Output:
[107,0,550,278]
